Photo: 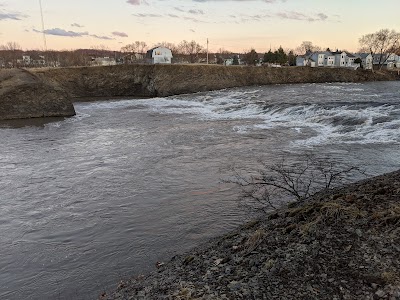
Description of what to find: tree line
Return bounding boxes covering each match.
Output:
[1,28,399,68]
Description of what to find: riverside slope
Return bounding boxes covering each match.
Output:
[0,65,396,120]
[35,65,396,99]
[104,170,400,300]
[0,68,75,120]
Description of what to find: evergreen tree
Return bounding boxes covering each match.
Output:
[263,50,275,63]
[232,55,239,65]
[288,50,296,66]
[274,46,287,64]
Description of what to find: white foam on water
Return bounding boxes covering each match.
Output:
[67,83,400,147]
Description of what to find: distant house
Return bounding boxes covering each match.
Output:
[333,51,347,67]
[372,53,400,69]
[296,55,309,66]
[296,50,360,69]
[91,57,116,66]
[356,53,373,70]
[224,55,241,66]
[146,47,173,64]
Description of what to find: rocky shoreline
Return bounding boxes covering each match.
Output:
[103,170,400,300]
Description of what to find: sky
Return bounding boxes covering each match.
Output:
[0,0,399,53]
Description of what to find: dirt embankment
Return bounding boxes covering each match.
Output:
[34,64,396,99]
[0,68,75,120]
[104,170,400,300]
[1,65,396,120]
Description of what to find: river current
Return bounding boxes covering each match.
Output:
[0,82,399,299]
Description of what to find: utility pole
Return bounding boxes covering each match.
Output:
[39,0,47,51]
[207,38,209,64]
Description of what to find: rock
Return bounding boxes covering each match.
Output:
[103,169,400,300]
[375,289,386,298]
[228,281,242,291]
[0,69,75,120]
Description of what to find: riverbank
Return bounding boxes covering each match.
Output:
[0,65,396,120]
[103,169,400,300]
[0,68,75,120]
[35,65,397,99]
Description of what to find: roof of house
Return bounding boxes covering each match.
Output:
[358,53,371,59]
[146,46,172,54]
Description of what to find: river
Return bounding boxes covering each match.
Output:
[0,81,399,299]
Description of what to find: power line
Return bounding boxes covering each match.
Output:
[39,0,47,51]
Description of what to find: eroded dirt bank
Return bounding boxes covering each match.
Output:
[1,65,396,120]
[0,68,75,120]
[34,64,396,99]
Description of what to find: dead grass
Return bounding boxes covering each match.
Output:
[371,204,400,226]
[242,229,265,255]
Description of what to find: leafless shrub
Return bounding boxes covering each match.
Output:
[226,153,365,213]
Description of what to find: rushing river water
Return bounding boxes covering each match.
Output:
[1,82,399,299]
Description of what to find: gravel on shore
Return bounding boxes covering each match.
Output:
[102,170,400,300]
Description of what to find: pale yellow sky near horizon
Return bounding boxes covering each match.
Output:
[1,0,399,53]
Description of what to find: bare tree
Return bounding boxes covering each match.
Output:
[295,41,321,55]
[227,153,365,213]
[0,42,22,67]
[243,48,259,65]
[178,40,204,63]
[359,29,400,70]
[153,41,178,53]
[121,41,147,63]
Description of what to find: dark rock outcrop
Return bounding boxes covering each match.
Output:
[0,68,75,120]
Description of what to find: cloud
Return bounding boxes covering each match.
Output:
[34,28,88,37]
[90,34,114,40]
[71,23,84,28]
[33,28,114,40]
[132,13,162,17]
[188,9,204,15]
[316,13,328,21]
[127,0,148,5]
[276,11,329,22]
[0,11,28,21]
[112,31,128,37]
[183,16,208,23]
[193,0,285,2]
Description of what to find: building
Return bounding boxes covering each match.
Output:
[372,53,400,69]
[357,53,373,70]
[90,57,116,66]
[146,47,173,64]
[296,50,360,69]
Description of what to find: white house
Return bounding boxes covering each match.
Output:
[333,51,347,67]
[146,47,173,64]
[325,53,335,67]
[296,55,309,66]
[91,57,116,66]
[310,52,327,67]
[369,53,400,69]
[224,56,241,66]
[357,53,373,70]
[346,53,357,67]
